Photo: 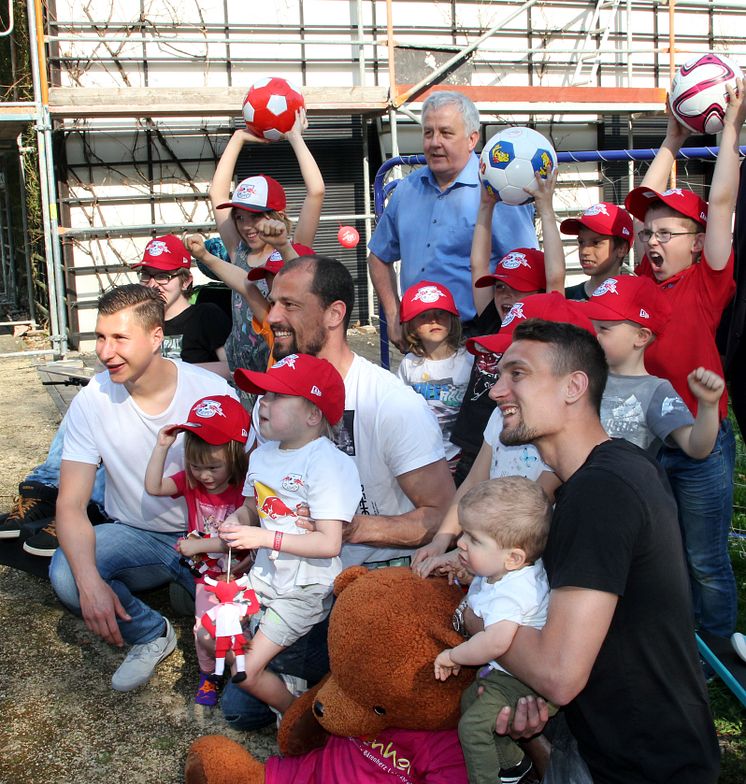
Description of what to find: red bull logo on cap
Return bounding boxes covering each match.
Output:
[235,182,258,199]
[499,252,531,271]
[592,278,620,297]
[412,285,446,305]
[273,354,298,370]
[501,301,526,327]
[145,239,168,256]
[584,203,610,217]
[194,399,227,419]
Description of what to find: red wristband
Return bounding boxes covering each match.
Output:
[273,531,283,552]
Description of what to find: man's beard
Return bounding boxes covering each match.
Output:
[499,420,540,447]
[271,325,327,361]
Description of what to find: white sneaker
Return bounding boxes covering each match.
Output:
[731,632,746,663]
[111,619,177,692]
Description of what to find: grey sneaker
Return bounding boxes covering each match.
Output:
[111,619,177,692]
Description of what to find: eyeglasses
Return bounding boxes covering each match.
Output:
[138,270,180,285]
[637,229,698,244]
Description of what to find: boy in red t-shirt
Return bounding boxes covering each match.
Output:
[623,78,746,638]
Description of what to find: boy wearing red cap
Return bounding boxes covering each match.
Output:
[133,235,231,373]
[581,275,723,458]
[217,354,361,719]
[622,79,746,638]
[195,108,324,381]
[560,202,634,300]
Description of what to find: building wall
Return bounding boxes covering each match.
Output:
[43,1,746,346]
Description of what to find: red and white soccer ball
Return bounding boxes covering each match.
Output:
[478,127,557,206]
[242,77,305,141]
[670,53,743,135]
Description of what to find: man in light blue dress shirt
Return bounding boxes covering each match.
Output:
[368,91,538,350]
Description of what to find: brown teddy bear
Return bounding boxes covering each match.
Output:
[184,566,479,784]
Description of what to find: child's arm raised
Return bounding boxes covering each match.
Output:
[434,619,519,680]
[471,187,499,317]
[669,368,725,459]
[283,108,325,247]
[704,78,746,271]
[209,129,268,258]
[525,169,565,293]
[144,426,180,496]
[220,518,343,559]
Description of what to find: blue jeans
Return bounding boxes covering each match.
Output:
[658,419,737,637]
[49,522,193,645]
[221,615,330,730]
[28,417,106,509]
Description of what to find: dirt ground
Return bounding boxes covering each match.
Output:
[0,351,277,784]
[0,327,387,784]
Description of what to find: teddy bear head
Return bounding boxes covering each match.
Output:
[310,566,473,738]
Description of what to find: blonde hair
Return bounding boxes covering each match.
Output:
[459,477,551,563]
[183,432,248,489]
[402,310,462,357]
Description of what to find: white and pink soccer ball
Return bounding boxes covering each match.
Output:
[670,53,743,135]
[478,127,557,206]
[242,77,305,141]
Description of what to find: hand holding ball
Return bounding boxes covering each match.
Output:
[478,127,557,206]
[242,77,305,141]
[670,53,743,134]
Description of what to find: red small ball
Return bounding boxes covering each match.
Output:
[337,226,360,248]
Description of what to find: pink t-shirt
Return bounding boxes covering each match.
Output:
[265,729,467,784]
[169,471,244,536]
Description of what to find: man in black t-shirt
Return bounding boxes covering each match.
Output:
[490,319,719,784]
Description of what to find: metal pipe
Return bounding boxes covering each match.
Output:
[26,0,61,353]
[669,0,677,188]
[392,0,541,108]
[0,0,13,37]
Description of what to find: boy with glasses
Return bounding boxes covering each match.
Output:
[622,78,746,640]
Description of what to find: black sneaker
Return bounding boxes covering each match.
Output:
[0,481,57,539]
[23,520,59,557]
[499,754,533,784]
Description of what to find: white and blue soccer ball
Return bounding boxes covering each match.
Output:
[479,127,557,206]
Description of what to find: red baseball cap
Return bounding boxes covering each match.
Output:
[216,174,287,214]
[234,353,345,426]
[246,243,315,282]
[399,281,459,323]
[624,187,708,226]
[578,275,672,336]
[560,203,634,247]
[166,395,250,445]
[475,248,546,293]
[466,291,595,356]
[133,235,191,271]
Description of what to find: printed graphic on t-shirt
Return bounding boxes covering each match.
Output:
[161,333,183,359]
[604,394,646,439]
[410,377,467,443]
[193,499,236,537]
[335,410,357,456]
[254,480,298,521]
[332,410,370,515]
[470,353,500,402]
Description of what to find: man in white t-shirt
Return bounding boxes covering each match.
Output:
[50,284,234,692]
[221,253,455,729]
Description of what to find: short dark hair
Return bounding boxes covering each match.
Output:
[184,432,248,489]
[98,284,165,331]
[512,319,608,414]
[278,254,355,330]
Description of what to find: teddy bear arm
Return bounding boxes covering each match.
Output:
[184,734,265,784]
[277,681,330,757]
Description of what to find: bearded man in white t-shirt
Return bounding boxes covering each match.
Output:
[220,254,455,730]
[50,284,234,692]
